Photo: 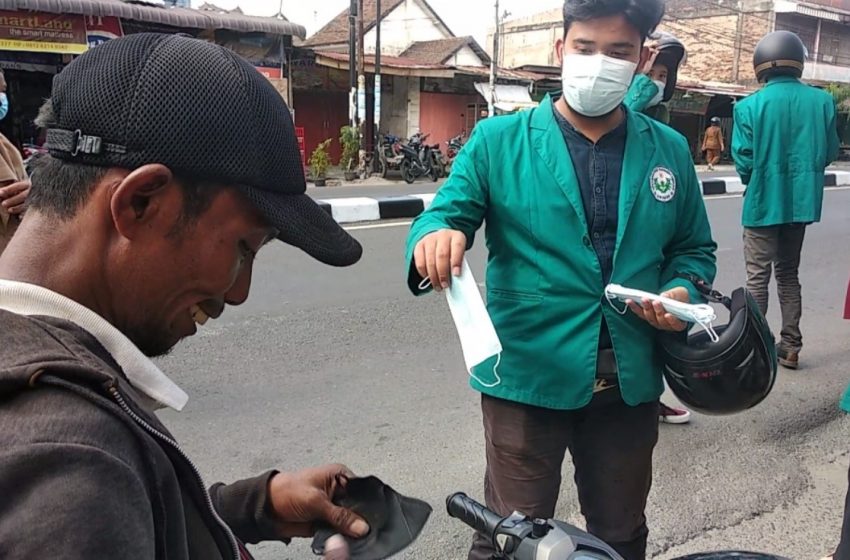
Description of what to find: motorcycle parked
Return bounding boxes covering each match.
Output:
[400,132,439,184]
[429,140,446,179]
[441,133,466,175]
[375,133,404,179]
[447,493,787,560]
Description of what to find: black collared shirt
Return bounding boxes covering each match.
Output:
[553,103,627,349]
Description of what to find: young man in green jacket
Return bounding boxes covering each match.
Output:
[732,30,840,370]
[404,0,717,558]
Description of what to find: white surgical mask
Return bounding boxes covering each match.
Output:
[649,79,666,107]
[561,53,637,117]
[421,259,502,387]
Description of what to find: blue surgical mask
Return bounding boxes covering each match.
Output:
[0,93,8,121]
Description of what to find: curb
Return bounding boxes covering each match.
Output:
[318,172,850,225]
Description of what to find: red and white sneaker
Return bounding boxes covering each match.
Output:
[659,402,691,424]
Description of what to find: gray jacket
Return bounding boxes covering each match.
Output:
[0,309,283,559]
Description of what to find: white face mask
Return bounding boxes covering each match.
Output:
[649,79,666,107]
[561,53,637,117]
[421,259,502,387]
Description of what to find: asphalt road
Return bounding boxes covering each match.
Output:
[307,164,850,201]
[156,188,850,560]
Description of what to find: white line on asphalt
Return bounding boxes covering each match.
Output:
[344,220,413,231]
[342,186,850,230]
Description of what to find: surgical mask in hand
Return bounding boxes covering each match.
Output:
[561,53,637,117]
[423,259,502,387]
[649,79,666,107]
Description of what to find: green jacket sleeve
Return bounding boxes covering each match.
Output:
[732,103,754,185]
[827,101,840,165]
[624,74,660,114]
[659,156,718,304]
[403,126,490,295]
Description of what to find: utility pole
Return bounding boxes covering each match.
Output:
[348,0,357,126]
[357,0,366,132]
[374,0,382,157]
[488,0,499,118]
[730,0,744,83]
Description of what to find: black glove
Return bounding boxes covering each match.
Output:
[311,476,432,560]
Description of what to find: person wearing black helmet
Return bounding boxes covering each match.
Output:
[624,31,685,126]
[732,30,840,370]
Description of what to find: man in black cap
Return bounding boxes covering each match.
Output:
[0,34,365,559]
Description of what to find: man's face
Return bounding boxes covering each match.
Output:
[105,169,277,357]
[556,14,648,69]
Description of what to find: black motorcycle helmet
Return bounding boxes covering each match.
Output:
[659,286,777,415]
[710,116,721,125]
[651,31,687,102]
[753,30,807,83]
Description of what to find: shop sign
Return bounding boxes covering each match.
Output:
[668,89,712,115]
[85,16,123,49]
[0,11,87,55]
[256,66,282,80]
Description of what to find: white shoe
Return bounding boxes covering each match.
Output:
[659,402,691,424]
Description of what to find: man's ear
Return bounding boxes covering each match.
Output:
[110,164,175,239]
[555,37,566,67]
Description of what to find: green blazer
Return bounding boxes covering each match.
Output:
[405,96,717,410]
[732,76,840,228]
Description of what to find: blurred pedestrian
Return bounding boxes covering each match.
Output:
[702,117,724,170]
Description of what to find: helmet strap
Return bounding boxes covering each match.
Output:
[675,274,733,308]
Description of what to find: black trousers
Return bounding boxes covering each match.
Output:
[469,391,660,560]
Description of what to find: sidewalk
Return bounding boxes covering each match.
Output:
[314,168,850,225]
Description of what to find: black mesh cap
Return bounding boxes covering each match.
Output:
[44,33,361,267]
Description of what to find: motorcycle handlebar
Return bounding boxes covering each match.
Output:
[446,493,504,540]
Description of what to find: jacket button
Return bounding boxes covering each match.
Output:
[582,235,591,247]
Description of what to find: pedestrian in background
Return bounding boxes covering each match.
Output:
[702,117,724,170]
[732,30,840,370]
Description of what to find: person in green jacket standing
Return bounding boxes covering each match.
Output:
[732,30,840,370]
[624,31,694,425]
[624,31,686,126]
[403,0,717,558]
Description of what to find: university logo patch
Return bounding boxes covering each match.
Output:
[650,167,676,202]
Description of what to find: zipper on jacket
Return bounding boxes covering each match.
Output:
[108,385,240,560]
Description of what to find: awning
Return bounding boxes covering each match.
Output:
[474,82,538,112]
[0,0,307,38]
[774,0,846,21]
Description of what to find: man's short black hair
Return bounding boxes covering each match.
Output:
[563,0,665,40]
[28,99,224,225]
